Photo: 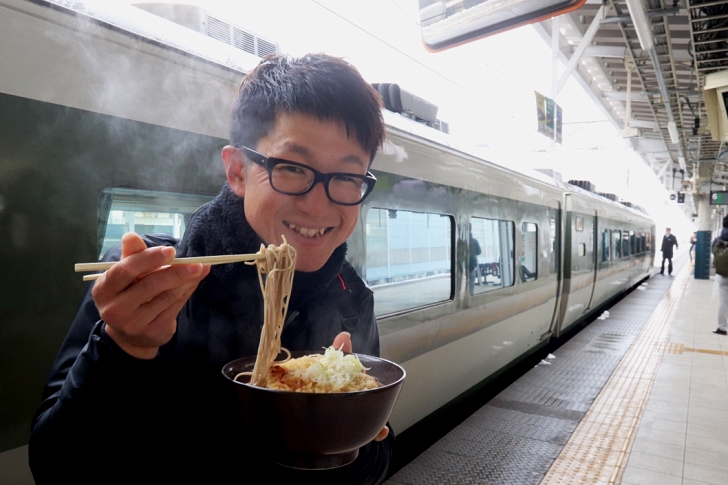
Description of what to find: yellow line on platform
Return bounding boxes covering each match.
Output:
[539,264,691,485]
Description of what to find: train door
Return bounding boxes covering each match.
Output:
[551,195,569,338]
[555,194,599,336]
[585,211,599,311]
[543,201,563,340]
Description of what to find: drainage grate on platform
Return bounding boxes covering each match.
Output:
[582,333,636,355]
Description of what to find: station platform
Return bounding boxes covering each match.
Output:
[386,253,728,485]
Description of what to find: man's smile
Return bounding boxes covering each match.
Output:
[284,221,331,238]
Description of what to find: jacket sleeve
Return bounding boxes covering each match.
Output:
[28,236,176,483]
[342,264,394,485]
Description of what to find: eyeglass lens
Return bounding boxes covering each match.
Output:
[270,162,368,204]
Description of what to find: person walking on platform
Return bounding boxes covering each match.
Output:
[690,232,697,263]
[659,228,679,276]
[712,217,728,335]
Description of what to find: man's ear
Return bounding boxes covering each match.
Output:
[221,145,246,197]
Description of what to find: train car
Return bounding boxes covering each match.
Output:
[0,0,654,479]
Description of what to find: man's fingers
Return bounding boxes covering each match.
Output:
[120,232,150,259]
[98,265,210,358]
[95,245,177,297]
[102,264,208,324]
[373,426,389,442]
[332,332,352,353]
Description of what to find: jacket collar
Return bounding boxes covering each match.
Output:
[177,183,347,307]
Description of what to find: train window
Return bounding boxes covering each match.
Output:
[601,229,611,262]
[622,231,630,257]
[645,232,651,250]
[520,223,538,282]
[470,217,515,295]
[575,216,584,232]
[630,231,636,254]
[97,188,215,259]
[578,243,586,257]
[365,208,452,316]
[612,230,621,259]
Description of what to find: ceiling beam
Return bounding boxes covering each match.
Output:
[629,119,659,129]
[582,46,628,58]
[600,8,680,25]
[556,5,607,95]
[629,138,669,153]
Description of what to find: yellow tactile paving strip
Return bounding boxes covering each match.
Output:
[539,265,691,485]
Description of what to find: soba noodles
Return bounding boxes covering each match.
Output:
[236,238,297,387]
[233,238,379,393]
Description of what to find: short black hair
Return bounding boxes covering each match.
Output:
[230,53,385,164]
[723,216,728,228]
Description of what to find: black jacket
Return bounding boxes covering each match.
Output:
[29,184,392,484]
[660,233,678,258]
[712,228,728,248]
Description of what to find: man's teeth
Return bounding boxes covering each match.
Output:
[287,223,327,237]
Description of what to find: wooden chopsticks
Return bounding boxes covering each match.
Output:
[76,253,263,282]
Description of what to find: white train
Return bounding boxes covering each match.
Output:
[0,0,654,479]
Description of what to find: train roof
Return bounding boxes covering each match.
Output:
[39,0,260,73]
[19,1,652,223]
[383,110,651,218]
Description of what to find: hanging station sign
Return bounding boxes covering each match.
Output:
[711,191,728,205]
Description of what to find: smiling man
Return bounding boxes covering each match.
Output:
[222,111,373,272]
[30,54,390,484]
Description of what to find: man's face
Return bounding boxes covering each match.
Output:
[223,112,369,272]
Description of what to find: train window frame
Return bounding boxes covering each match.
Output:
[630,230,636,254]
[622,230,630,257]
[612,230,621,259]
[549,208,558,275]
[601,229,611,262]
[520,222,538,283]
[365,207,453,317]
[577,243,586,257]
[469,216,516,295]
[97,187,215,259]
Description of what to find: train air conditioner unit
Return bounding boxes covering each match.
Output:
[133,3,279,58]
[372,83,448,133]
[567,180,596,193]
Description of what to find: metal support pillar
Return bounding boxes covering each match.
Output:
[695,194,712,279]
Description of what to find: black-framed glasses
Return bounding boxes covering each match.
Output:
[237,145,376,206]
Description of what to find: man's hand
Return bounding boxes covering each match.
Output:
[92,233,210,360]
[332,331,390,442]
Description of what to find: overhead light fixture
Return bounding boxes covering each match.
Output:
[625,0,654,51]
[668,121,679,144]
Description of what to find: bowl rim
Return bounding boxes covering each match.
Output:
[221,351,406,395]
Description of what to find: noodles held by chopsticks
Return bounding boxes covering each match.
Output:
[231,238,380,393]
[236,238,296,387]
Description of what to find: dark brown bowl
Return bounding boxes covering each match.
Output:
[222,350,406,470]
